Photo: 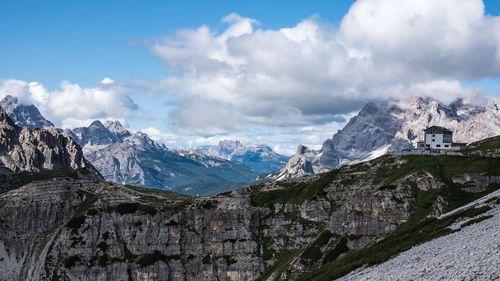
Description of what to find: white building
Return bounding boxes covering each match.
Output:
[417,126,453,149]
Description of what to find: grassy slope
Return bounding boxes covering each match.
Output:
[250,141,500,281]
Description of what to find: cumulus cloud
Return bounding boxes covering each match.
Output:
[151,0,500,135]
[0,78,138,128]
[339,0,500,80]
[139,127,178,146]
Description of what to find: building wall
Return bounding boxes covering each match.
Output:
[424,133,452,149]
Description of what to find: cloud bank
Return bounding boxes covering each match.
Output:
[0,78,138,128]
[151,0,499,135]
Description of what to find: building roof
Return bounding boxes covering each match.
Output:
[424,126,453,134]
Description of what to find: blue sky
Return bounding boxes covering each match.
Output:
[1,0,500,155]
[0,0,356,88]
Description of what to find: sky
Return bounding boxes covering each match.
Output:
[1,0,500,155]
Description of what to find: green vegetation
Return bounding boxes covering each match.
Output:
[111,202,158,216]
[65,192,100,234]
[300,231,336,263]
[255,249,302,281]
[375,155,500,185]
[66,215,86,234]
[250,172,336,207]
[461,214,494,228]
[296,205,492,281]
[321,236,349,265]
[463,136,500,155]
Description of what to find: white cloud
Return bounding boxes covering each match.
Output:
[150,1,500,136]
[0,78,138,128]
[101,77,115,85]
[139,126,178,146]
[339,0,500,80]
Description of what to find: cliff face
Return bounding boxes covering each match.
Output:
[0,106,100,194]
[1,138,499,280]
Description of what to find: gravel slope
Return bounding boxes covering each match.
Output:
[340,191,500,281]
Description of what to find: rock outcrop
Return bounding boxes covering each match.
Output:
[0,105,91,174]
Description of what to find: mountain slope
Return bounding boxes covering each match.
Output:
[277,97,500,180]
[0,95,54,128]
[1,134,499,280]
[67,121,259,195]
[205,140,289,173]
[339,190,500,281]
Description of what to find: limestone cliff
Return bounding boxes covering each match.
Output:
[1,136,499,280]
[0,106,101,193]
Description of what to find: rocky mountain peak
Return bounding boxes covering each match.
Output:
[296,144,311,154]
[0,105,16,128]
[206,139,289,174]
[103,120,130,137]
[0,95,54,129]
[276,96,500,180]
[0,105,97,177]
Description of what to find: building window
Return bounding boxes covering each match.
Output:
[432,134,435,137]
[444,145,449,148]
[436,144,441,148]
[432,139,435,142]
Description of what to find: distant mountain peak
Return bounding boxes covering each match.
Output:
[206,139,289,174]
[0,104,98,178]
[0,95,54,129]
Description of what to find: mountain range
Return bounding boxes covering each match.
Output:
[3,94,500,194]
[0,96,291,195]
[203,139,289,174]
[274,97,500,180]
[65,121,260,195]
[1,107,499,280]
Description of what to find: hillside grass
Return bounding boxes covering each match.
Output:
[250,171,336,207]
[375,155,500,185]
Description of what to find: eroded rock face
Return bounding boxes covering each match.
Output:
[0,106,91,173]
[452,173,500,192]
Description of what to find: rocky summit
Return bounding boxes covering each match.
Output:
[0,105,99,193]
[0,95,54,129]
[1,119,499,280]
[205,140,289,174]
[275,97,500,180]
